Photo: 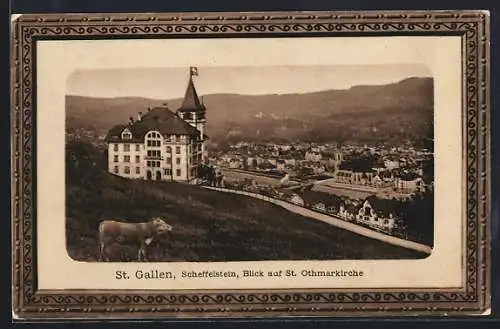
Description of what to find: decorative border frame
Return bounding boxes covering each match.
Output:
[11,10,491,319]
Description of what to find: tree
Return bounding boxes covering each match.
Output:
[196,164,210,180]
[66,138,105,187]
[421,159,434,184]
[400,189,434,246]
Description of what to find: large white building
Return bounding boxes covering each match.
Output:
[105,68,208,182]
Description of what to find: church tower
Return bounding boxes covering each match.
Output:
[177,67,208,162]
[333,141,343,173]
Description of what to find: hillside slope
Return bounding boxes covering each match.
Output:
[66,141,426,262]
[66,77,433,145]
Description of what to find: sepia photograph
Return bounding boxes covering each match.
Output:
[11,11,491,319]
[66,65,435,263]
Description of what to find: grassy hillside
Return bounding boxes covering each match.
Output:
[66,141,426,262]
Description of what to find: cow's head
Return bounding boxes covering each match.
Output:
[152,217,173,234]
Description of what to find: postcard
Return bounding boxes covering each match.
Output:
[11,11,491,319]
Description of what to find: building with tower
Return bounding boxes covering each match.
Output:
[333,142,344,173]
[105,67,208,182]
[175,66,208,162]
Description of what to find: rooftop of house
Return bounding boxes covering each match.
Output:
[364,195,401,217]
[395,171,422,181]
[177,76,206,113]
[106,106,203,142]
[106,70,207,142]
[300,189,344,208]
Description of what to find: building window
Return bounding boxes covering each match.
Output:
[113,155,118,162]
[145,131,162,148]
[123,144,130,152]
[147,140,160,147]
[147,161,151,167]
[135,144,140,151]
[113,144,118,152]
[165,169,172,176]
[124,166,130,174]
[147,150,161,157]
[166,146,171,153]
[135,155,140,163]
[114,166,119,173]
[124,155,130,163]
[135,167,140,174]
[122,130,132,140]
[167,157,171,164]
[176,157,181,165]
[176,169,181,177]
[176,146,181,154]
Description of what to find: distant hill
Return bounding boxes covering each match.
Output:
[66,140,426,261]
[66,77,433,146]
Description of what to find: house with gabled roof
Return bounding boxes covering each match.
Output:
[105,67,208,182]
[354,195,400,230]
[394,171,424,193]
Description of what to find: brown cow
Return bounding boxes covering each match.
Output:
[97,217,173,261]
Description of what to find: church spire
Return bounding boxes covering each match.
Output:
[178,67,205,112]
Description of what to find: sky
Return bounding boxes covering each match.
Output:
[66,64,432,100]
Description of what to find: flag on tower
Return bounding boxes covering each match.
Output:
[190,66,199,77]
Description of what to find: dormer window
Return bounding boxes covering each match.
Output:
[121,129,132,140]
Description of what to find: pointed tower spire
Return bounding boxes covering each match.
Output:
[178,67,205,112]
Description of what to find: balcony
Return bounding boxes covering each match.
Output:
[144,156,164,160]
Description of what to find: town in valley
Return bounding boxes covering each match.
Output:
[66,65,435,262]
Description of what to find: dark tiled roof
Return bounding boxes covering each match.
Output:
[364,195,401,217]
[300,189,344,208]
[105,124,128,141]
[177,77,206,112]
[396,172,421,181]
[344,204,358,213]
[106,106,202,142]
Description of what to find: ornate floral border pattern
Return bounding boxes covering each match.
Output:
[11,11,491,319]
